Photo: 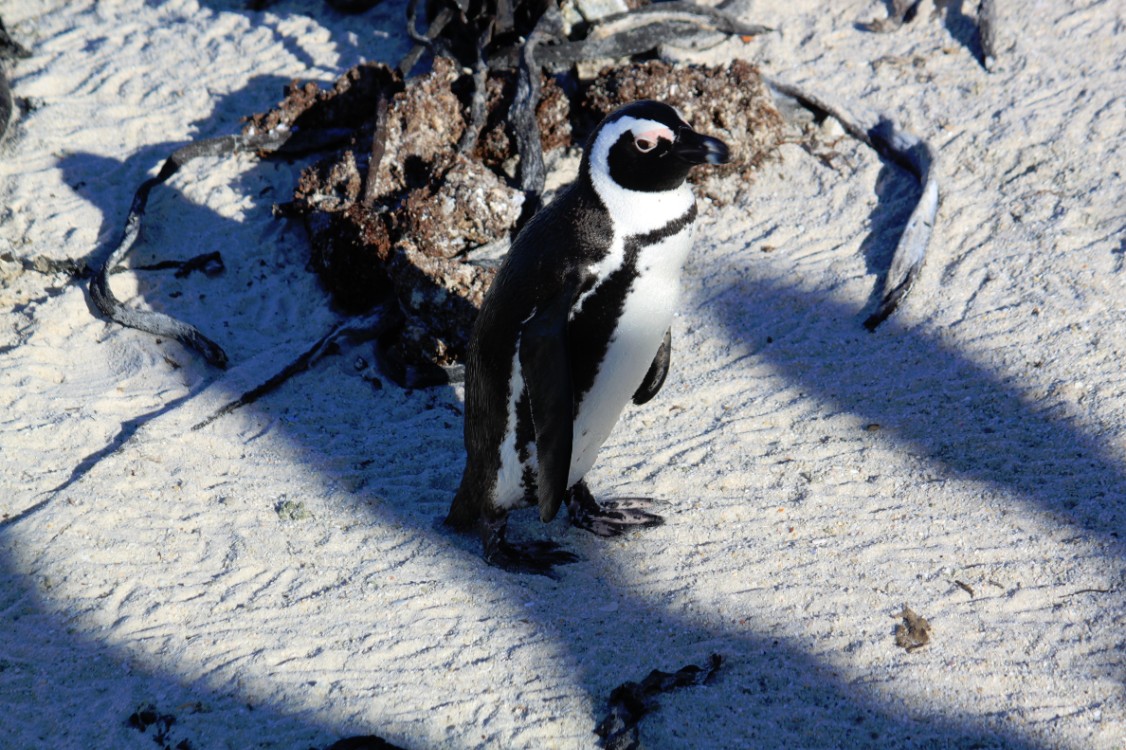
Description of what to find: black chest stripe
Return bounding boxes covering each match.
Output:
[566,203,697,405]
[625,202,698,254]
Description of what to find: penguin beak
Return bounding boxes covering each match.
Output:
[673,127,730,165]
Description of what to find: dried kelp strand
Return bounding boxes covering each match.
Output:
[596,654,723,749]
[512,8,564,207]
[538,2,771,71]
[91,130,295,369]
[768,78,938,330]
[978,0,999,70]
[193,308,391,430]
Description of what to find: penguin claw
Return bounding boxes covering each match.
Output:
[480,516,580,576]
[569,496,666,538]
[485,540,580,578]
[602,496,668,509]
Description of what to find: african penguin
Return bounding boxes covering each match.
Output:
[446,100,729,575]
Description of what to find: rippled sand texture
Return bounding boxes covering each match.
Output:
[1,1,1123,748]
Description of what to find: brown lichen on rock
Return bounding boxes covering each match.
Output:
[368,57,467,200]
[472,71,573,173]
[384,244,496,371]
[295,150,394,311]
[273,59,506,363]
[281,59,486,318]
[386,154,520,367]
[243,62,398,153]
[537,76,575,152]
[399,154,526,259]
[295,148,363,213]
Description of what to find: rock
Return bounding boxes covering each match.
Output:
[249,56,783,377]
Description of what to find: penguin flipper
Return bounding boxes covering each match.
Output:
[632,328,672,405]
[519,287,578,524]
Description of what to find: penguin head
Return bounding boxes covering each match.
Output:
[584,100,730,194]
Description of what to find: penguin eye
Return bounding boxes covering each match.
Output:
[634,137,657,153]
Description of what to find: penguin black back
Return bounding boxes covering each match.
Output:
[448,182,612,531]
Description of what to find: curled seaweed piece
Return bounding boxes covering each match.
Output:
[538,1,771,71]
[0,66,11,143]
[768,78,938,331]
[595,654,723,749]
[512,7,563,210]
[91,130,294,369]
[977,0,999,70]
[457,24,493,155]
[400,0,461,76]
[193,308,391,430]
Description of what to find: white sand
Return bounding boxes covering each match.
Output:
[1,0,1123,748]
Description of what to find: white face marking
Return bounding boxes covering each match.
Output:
[588,115,696,238]
[590,115,680,166]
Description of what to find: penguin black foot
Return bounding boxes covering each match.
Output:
[566,481,665,538]
[481,515,579,577]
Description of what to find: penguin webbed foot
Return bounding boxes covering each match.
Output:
[481,515,579,577]
[566,481,665,538]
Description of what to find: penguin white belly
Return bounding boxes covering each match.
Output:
[568,227,693,486]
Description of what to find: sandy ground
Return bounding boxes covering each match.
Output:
[1,0,1124,748]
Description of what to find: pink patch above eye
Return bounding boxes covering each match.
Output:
[635,126,675,144]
